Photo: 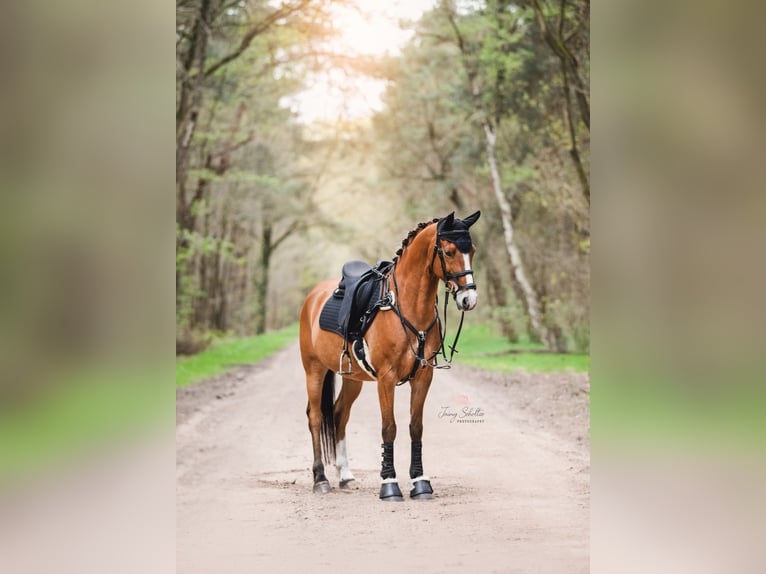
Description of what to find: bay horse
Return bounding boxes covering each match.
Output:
[299,211,480,501]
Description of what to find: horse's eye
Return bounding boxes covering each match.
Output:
[445,250,454,258]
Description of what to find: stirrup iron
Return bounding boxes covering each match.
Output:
[337,348,353,375]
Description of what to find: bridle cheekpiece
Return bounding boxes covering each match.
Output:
[432,216,477,300]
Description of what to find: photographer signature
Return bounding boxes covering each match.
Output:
[438,405,485,423]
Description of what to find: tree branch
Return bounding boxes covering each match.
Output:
[558,0,566,37]
[204,0,312,78]
[271,219,303,251]
[529,0,589,129]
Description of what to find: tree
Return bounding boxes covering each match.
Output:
[526,0,590,204]
[371,1,589,350]
[175,0,590,353]
[176,0,344,339]
[435,0,552,346]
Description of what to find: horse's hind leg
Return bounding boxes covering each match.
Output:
[334,377,363,489]
[305,365,333,494]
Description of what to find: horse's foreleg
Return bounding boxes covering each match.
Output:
[409,374,434,499]
[377,377,404,501]
[334,377,362,489]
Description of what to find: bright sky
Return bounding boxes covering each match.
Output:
[288,0,436,124]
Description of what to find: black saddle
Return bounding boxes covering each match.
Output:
[338,260,372,293]
[318,259,394,341]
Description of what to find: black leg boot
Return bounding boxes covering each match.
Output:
[409,441,434,499]
[379,442,403,501]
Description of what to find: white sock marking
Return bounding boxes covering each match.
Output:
[335,437,355,481]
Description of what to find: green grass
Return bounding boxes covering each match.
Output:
[593,374,766,448]
[1,324,299,482]
[0,367,169,481]
[175,323,299,387]
[453,322,589,373]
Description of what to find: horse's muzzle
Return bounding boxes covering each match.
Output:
[456,289,478,311]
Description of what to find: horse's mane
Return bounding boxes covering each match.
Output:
[392,217,440,264]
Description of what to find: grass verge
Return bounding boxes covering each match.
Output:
[453,322,589,373]
[176,323,299,387]
[0,367,169,483]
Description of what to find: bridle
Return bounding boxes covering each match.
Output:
[431,231,477,300]
[387,225,477,385]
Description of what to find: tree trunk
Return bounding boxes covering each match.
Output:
[484,255,518,342]
[212,209,230,332]
[530,0,590,131]
[176,0,213,315]
[561,58,590,205]
[177,0,212,230]
[482,121,551,347]
[255,224,272,335]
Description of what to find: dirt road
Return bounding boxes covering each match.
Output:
[177,341,590,574]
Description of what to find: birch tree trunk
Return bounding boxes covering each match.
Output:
[482,121,551,346]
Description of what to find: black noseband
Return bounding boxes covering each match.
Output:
[432,245,476,299]
[443,266,476,293]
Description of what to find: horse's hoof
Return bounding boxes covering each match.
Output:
[313,481,332,494]
[379,481,404,501]
[339,478,356,490]
[410,479,434,500]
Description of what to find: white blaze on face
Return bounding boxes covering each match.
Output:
[461,253,474,286]
[455,253,478,311]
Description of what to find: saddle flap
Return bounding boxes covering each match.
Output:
[338,260,393,336]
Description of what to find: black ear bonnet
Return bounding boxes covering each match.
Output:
[437,211,481,253]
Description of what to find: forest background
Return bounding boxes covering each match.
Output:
[175,0,590,355]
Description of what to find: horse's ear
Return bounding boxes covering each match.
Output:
[463,210,481,228]
[441,212,455,229]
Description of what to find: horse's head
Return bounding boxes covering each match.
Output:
[434,211,481,311]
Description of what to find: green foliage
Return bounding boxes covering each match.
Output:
[187,170,282,187]
[176,324,299,387]
[176,223,244,332]
[501,164,536,186]
[544,297,590,353]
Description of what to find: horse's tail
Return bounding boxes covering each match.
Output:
[320,369,336,466]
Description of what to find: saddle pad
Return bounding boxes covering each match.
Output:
[318,294,345,338]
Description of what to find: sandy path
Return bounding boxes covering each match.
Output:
[177,341,589,573]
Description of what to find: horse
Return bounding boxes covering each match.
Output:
[299,211,481,501]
